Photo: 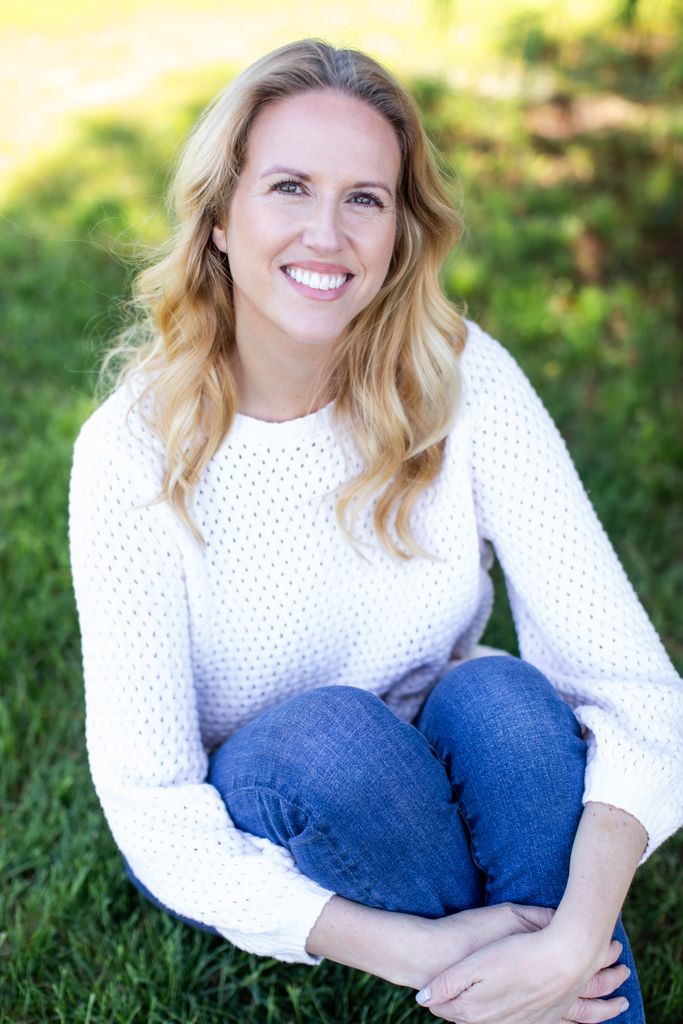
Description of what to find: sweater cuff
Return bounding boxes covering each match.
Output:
[216,886,337,965]
[582,758,682,866]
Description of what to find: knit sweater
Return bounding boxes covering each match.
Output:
[68,319,683,966]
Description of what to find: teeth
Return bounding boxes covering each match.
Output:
[284,266,349,290]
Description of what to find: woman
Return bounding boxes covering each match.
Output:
[68,37,682,1023]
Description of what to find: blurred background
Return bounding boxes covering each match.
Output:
[1,1,681,1021]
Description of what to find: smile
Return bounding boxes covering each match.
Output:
[281,265,353,298]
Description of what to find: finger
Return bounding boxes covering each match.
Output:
[564,995,630,1022]
[579,964,631,999]
[415,963,478,1008]
[510,903,555,930]
[599,940,623,969]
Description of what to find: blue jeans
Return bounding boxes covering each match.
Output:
[123,656,644,1020]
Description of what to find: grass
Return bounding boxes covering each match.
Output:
[1,9,682,1023]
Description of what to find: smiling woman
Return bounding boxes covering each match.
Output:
[209,89,401,421]
[67,36,682,1024]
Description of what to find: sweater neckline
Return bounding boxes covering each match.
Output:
[229,398,336,444]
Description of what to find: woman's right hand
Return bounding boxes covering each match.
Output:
[305,895,555,993]
[409,902,556,990]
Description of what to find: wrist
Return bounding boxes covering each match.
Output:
[369,915,445,990]
[544,912,614,972]
[394,916,444,989]
[305,895,435,989]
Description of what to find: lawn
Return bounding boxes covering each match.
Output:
[1,4,682,1022]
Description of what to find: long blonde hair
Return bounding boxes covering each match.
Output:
[100,37,468,560]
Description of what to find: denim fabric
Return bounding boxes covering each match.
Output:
[123,655,644,1020]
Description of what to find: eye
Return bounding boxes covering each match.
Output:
[271,178,304,195]
[351,191,385,209]
[268,179,385,208]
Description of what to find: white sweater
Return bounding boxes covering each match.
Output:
[68,319,683,965]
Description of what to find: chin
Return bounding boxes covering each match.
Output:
[285,324,348,347]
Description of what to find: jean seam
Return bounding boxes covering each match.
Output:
[419,746,489,881]
[222,783,380,903]
[453,799,488,878]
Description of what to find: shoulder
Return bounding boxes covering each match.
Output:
[458,317,548,420]
[69,372,168,520]
[72,371,166,486]
[459,318,527,391]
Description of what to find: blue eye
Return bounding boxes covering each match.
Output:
[272,179,303,194]
[271,179,385,209]
[351,192,384,208]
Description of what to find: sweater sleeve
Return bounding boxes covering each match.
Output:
[461,321,683,863]
[68,415,335,964]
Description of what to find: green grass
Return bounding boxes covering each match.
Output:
[2,13,682,1024]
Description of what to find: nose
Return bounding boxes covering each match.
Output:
[300,197,345,253]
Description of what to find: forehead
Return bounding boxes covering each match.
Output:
[243,89,401,181]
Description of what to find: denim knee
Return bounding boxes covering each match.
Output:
[208,683,487,914]
[418,655,584,763]
[208,684,400,812]
[416,656,587,900]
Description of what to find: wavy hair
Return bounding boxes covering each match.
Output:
[100,37,468,560]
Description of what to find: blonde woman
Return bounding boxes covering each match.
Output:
[68,38,682,1023]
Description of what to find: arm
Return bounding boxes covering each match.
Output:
[413,802,644,1018]
[306,894,558,989]
[305,896,434,987]
[549,801,648,957]
[69,406,335,964]
[408,324,681,1019]
[461,321,683,858]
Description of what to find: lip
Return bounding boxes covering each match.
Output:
[280,261,354,274]
[280,265,354,301]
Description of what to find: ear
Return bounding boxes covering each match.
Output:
[212,225,228,252]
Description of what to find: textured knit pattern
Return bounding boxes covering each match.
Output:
[68,319,683,965]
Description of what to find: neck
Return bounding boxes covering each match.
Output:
[229,339,336,423]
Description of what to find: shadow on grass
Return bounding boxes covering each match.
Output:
[1,34,681,1022]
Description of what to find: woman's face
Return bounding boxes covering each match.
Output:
[212,89,402,356]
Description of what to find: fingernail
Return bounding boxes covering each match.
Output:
[624,967,632,978]
[620,999,630,1011]
[415,986,431,1005]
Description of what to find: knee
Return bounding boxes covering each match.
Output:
[428,656,573,723]
[209,685,394,802]
[419,656,584,761]
[279,685,391,753]
[416,659,587,855]
[294,683,386,721]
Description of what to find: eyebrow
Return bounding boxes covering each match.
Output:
[260,165,394,197]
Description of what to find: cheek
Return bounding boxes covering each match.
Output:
[241,208,297,256]
[376,223,398,274]
[348,216,396,258]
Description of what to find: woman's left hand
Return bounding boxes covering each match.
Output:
[414,928,630,1023]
